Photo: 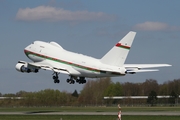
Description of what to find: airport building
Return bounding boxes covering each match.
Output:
[104,96,180,106]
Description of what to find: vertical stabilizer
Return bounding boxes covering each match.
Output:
[100,31,136,67]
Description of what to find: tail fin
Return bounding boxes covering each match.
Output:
[100,31,136,67]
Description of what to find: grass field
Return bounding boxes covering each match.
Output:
[0,115,180,120]
[0,106,180,112]
[0,107,180,120]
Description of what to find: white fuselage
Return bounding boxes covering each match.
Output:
[24,41,125,78]
[16,31,171,85]
[16,32,171,85]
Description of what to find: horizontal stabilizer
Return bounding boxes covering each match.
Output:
[126,69,159,74]
[124,64,171,69]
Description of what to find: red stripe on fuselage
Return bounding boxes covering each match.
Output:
[24,49,101,73]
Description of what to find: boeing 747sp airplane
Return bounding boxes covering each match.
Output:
[15,31,171,84]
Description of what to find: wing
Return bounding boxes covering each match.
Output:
[17,61,70,74]
[124,64,171,74]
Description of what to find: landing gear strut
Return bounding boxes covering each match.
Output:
[66,76,75,84]
[52,72,60,83]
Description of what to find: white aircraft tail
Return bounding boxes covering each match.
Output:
[100,31,136,67]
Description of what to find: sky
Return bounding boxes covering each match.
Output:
[0,0,180,94]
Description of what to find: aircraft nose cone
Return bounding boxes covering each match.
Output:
[24,44,32,57]
[24,49,29,57]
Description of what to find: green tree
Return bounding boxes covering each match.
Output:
[169,90,178,105]
[142,79,159,95]
[72,90,79,98]
[103,82,123,105]
[104,82,123,96]
[78,78,111,105]
[147,90,157,106]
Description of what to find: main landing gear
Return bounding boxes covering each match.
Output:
[52,73,86,84]
[66,76,86,84]
[52,72,60,83]
[66,76,75,84]
[76,77,86,84]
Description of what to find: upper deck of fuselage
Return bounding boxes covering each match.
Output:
[34,41,64,50]
[24,41,64,54]
[24,41,101,65]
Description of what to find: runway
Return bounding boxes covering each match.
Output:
[0,111,180,116]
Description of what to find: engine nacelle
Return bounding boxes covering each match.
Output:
[16,63,30,73]
[15,63,38,73]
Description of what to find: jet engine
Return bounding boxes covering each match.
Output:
[15,63,38,73]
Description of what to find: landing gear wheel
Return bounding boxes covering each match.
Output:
[53,76,56,79]
[77,77,86,84]
[57,79,60,83]
[66,76,86,84]
[67,79,70,83]
[71,80,75,84]
[54,79,60,83]
[52,72,60,84]
[54,79,56,83]
[67,79,75,84]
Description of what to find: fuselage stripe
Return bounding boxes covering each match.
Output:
[24,50,108,73]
